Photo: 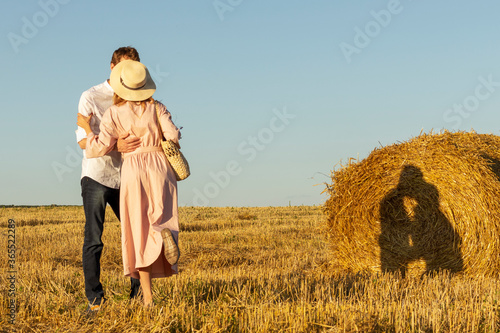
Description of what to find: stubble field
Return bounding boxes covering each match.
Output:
[0,205,499,332]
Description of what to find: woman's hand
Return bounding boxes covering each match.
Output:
[77,113,93,135]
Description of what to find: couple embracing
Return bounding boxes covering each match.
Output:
[76,47,182,310]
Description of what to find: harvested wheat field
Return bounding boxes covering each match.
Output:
[325,131,500,277]
[1,204,500,332]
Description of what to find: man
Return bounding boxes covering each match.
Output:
[76,46,142,312]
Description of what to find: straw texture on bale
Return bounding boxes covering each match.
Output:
[324,131,500,277]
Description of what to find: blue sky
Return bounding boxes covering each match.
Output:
[2,0,500,207]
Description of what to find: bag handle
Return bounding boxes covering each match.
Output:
[155,102,181,149]
[154,101,165,141]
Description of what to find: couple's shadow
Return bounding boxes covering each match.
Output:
[379,165,463,276]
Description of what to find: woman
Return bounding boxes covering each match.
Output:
[77,60,181,307]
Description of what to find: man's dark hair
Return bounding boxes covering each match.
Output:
[110,46,140,65]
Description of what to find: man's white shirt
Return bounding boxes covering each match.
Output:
[76,80,121,189]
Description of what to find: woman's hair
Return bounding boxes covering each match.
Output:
[110,46,140,65]
[113,94,154,108]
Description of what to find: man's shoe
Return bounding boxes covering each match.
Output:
[85,298,105,315]
[87,304,101,312]
[85,303,102,316]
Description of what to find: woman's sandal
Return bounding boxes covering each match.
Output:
[161,228,180,265]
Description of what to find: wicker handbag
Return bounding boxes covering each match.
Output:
[155,102,190,181]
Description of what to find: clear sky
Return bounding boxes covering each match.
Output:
[2,0,500,207]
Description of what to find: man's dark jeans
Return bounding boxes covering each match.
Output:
[81,177,141,305]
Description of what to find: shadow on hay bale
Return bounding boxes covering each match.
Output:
[379,165,463,277]
[324,131,500,277]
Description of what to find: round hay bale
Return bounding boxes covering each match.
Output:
[324,131,500,277]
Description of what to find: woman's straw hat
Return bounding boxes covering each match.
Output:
[110,60,156,101]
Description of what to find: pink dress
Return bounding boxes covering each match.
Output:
[85,101,181,280]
